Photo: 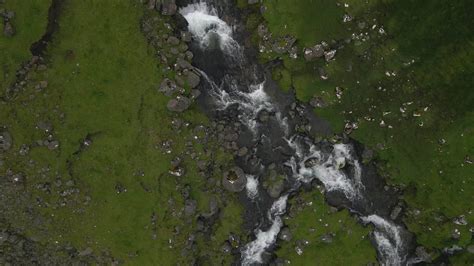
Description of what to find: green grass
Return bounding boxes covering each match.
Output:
[0,0,51,88]
[0,0,242,264]
[258,0,474,257]
[276,190,377,265]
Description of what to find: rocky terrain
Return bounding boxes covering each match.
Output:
[0,0,472,265]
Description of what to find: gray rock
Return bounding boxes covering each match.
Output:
[303,44,324,61]
[185,71,200,88]
[3,21,14,37]
[222,167,247,192]
[159,78,177,96]
[0,130,12,151]
[390,205,402,220]
[258,110,270,122]
[320,233,334,244]
[176,58,192,69]
[190,89,201,99]
[161,0,177,15]
[184,199,197,216]
[467,245,474,254]
[78,247,93,257]
[167,36,180,46]
[181,31,192,42]
[184,50,194,60]
[415,246,432,262]
[46,140,59,150]
[237,146,248,157]
[279,227,292,241]
[248,0,259,4]
[167,96,191,112]
[324,50,337,62]
[309,95,326,108]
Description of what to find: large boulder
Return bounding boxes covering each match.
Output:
[303,44,324,61]
[167,96,191,112]
[222,167,247,192]
[160,0,177,16]
[185,70,200,88]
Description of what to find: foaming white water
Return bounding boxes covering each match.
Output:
[242,195,288,265]
[180,2,241,56]
[362,215,405,266]
[199,70,273,133]
[284,137,363,199]
[246,175,259,200]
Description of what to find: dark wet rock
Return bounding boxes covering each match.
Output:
[362,148,374,163]
[222,167,247,192]
[303,44,324,61]
[279,227,292,242]
[390,205,403,220]
[258,110,270,122]
[237,146,248,157]
[0,130,13,151]
[184,199,197,216]
[167,96,191,112]
[3,21,15,37]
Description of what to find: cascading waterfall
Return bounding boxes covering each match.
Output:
[180,2,410,265]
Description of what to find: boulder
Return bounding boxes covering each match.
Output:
[0,131,12,151]
[3,21,15,37]
[303,44,324,61]
[185,70,200,88]
[167,96,191,112]
[160,0,177,16]
[222,167,247,192]
[159,78,177,96]
[279,227,292,241]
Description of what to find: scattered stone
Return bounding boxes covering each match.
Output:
[159,78,178,96]
[319,233,334,244]
[279,227,292,242]
[309,95,326,108]
[0,130,13,151]
[3,21,15,37]
[185,70,200,88]
[467,245,474,254]
[324,50,336,62]
[184,199,197,216]
[222,167,247,192]
[161,0,177,16]
[303,44,324,61]
[390,205,402,220]
[221,241,232,253]
[167,36,180,46]
[46,140,59,150]
[167,96,191,112]
[78,247,93,257]
[237,146,248,157]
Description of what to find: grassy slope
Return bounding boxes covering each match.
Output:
[259,0,473,256]
[277,190,377,265]
[0,1,51,88]
[1,0,241,264]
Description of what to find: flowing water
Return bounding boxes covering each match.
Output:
[179,1,415,265]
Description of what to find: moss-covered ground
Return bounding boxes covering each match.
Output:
[1,0,243,264]
[245,0,474,261]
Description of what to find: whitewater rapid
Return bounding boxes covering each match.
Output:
[180,2,409,265]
